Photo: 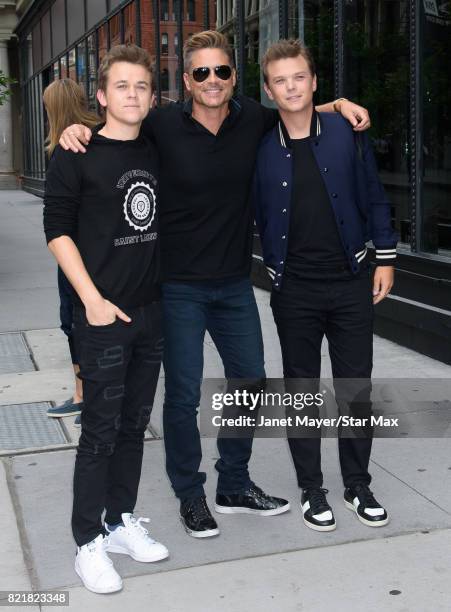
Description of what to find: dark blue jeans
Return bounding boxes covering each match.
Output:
[162,277,265,501]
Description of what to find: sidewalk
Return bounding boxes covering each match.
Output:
[0,190,450,612]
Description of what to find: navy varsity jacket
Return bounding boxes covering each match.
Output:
[253,112,398,290]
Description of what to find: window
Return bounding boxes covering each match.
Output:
[109,14,121,47]
[67,0,85,46]
[344,0,410,246]
[162,33,169,55]
[420,3,451,255]
[161,0,169,20]
[124,3,136,44]
[68,48,76,82]
[187,0,196,21]
[161,68,169,91]
[87,34,97,110]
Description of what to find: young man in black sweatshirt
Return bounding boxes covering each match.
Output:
[43,45,168,594]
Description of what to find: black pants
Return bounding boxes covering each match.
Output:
[271,270,373,490]
[58,267,77,364]
[71,302,163,546]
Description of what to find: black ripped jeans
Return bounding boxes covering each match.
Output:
[71,302,163,546]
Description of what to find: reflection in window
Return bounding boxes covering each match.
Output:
[68,48,77,82]
[421,5,451,256]
[98,23,108,62]
[77,40,87,93]
[60,54,68,78]
[53,61,60,80]
[109,14,121,47]
[187,0,196,21]
[161,0,169,20]
[162,33,169,55]
[87,34,97,110]
[161,69,169,91]
[344,0,410,246]
[296,1,334,104]
[124,2,136,44]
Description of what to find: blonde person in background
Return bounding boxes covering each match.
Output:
[43,79,100,426]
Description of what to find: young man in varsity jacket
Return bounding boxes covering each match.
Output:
[253,40,398,533]
[43,45,168,594]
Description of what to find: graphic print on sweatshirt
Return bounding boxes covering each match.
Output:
[114,169,158,247]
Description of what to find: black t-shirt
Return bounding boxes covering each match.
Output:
[43,133,160,309]
[142,96,277,281]
[285,135,348,280]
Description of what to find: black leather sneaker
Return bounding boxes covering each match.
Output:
[215,483,290,516]
[301,487,336,532]
[344,484,389,527]
[180,496,220,538]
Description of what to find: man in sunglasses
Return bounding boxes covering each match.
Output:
[59,32,372,538]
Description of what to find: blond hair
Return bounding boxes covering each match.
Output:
[262,39,316,84]
[183,30,234,72]
[98,44,154,92]
[43,79,100,156]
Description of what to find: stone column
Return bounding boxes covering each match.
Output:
[0,39,16,188]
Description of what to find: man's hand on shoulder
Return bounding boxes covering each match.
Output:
[59,124,92,153]
[335,98,371,132]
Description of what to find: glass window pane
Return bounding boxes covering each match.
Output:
[161,0,169,21]
[41,12,52,66]
[53,60,60,80]
[109,14,121,47]
[60,54,68,78]
[32,22,42,72]
[87,34,98,109]
[162,33,169,55]
[77,41,87,92]
[67,0,86,46]
[138,0,155,56]
[98,23,108,62]
[420,4,451,256]
[51,0,66,57]
[295,1,334,104]
[68,48,77,81]
[87,0,107,29]
[124,2,136,44]
[187,0,196,21]
[344,0,411,247]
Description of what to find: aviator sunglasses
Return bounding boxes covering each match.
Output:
[191,65,232,83]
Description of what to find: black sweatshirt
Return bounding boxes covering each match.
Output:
[141,96,277,281]
[43,133,160,309]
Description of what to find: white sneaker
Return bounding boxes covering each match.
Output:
[75,534,122,594]
[105,513,169,563]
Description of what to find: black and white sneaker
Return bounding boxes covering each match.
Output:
[180,496,220,538]
[301,488,336,532]
[344,484,389,527]
[215,483,290,516]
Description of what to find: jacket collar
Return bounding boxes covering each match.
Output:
[278,108,321,149]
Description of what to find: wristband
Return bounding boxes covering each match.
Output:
[333,97,348,112]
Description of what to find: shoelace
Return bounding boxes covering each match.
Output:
[125,516,156,543]
[188,496,212,524]
[306,488,330,514]
[85,538,113,568]
[248,484,270,503]
[354,484,379,508]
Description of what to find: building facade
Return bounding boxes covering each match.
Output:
[7,0,451,363]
